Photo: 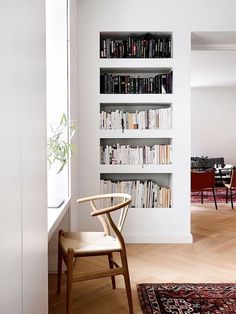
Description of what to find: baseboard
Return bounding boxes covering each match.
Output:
[124,232,193,243]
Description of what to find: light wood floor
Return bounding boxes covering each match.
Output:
[49,204,236,314]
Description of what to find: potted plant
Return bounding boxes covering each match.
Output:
[191,156,209,170]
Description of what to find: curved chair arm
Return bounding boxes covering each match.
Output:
[77,193,132,217]
[90,199,131,217]
[77,193,131,203]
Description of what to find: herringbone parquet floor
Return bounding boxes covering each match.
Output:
[49,204,236,314]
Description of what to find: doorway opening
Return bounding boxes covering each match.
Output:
[191,31,236,238]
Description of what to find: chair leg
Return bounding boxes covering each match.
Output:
[66,249,74,314]
[57,230,64,294]
[57,248,63,294]
[230,188,234,209]
[212,188,218,210]
[226,188,228,204]
[120,250,134,314]
[201,191,203,204]
[108,252,116,289]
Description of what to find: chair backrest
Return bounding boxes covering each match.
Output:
[191,170,215,191]
[230,169,236,188]
[77,193,132,247]
[206,157,225,168]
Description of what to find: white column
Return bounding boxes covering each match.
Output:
[0,1,48,313]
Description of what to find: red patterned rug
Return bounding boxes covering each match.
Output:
[191,188,228,204]
[137,283,236,313]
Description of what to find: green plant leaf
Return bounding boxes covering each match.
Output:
[47,113,76,174]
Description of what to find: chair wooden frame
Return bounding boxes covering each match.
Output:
[225,169,236,209]
[57,193,133,314]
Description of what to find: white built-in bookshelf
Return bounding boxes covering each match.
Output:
[78,6,192,243]
[99,31,173,210]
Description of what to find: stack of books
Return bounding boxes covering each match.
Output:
[100,34,172,58]
[100,179,171,208]
[100,72,173,94]
[100,144,172,165]
[100,107,172,130]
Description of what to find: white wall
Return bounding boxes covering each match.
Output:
[48,212,69,272]
[0,1,47,313]
[72,0,236,243]
[191,87,236,165]
[191,50,236,87]
[76,0,191,242]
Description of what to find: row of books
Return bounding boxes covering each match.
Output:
[100,36,172,58]
[100,108,172,130]
[100,72,173,94]
[100,179,171,208]
[100,144,172,165]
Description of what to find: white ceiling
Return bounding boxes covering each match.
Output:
[191,32,236,88]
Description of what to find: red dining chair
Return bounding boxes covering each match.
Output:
[191,170,217,209]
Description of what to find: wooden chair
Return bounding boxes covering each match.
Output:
[191,170,218,209]
[57,193,134,314]
[224,169,236,209]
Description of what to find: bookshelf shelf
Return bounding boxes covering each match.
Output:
[100,31,172,59]
[100,69,173,94]
[99,58,174,69]
[99,164,173,174]
[99,129,173,139]
[99,94,174,103]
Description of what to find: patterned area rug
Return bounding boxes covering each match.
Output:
[137,283,236,313]
[191,188,228,204]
